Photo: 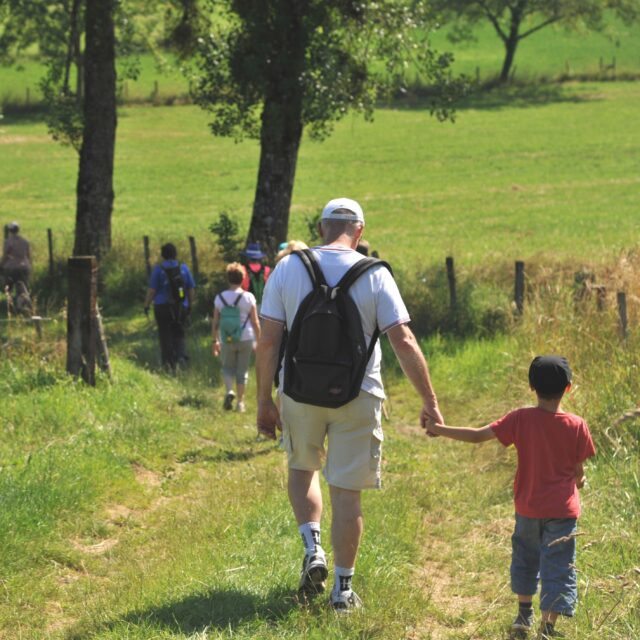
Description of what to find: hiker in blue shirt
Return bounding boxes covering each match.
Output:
[144,243,196,373]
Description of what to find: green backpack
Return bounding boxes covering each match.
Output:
[218,292,250,343]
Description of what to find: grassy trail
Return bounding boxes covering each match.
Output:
[3,344,635,640]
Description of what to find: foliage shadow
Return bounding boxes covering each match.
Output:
[390,82,602,113]
[66,586,300,638]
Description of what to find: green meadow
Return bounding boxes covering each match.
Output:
[1,22,639,640]
[2,81,639,274]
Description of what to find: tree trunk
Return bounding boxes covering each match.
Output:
[248,94,303,257]
[499,2,525,83]
[73,0,117,261]
[499,35,519,83]
[246,4,306,258]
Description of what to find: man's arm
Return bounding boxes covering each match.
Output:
[255,317,285,439]
[143,288,156,314]
[386,323,443,429]
[427,422,496,444]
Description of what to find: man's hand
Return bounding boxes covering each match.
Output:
[257,398,281,440]
[421,402,444,438]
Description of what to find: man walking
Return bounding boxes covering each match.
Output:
[256,197,443,611]
[144,242,195,373]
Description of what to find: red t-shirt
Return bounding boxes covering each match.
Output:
[491,407,596,519]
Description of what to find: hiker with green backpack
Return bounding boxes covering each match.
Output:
[212,262,261,413]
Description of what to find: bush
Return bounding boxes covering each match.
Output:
[399,263,511,339]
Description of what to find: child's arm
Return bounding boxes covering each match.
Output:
[575,462,586,489]
[427,422,497,444]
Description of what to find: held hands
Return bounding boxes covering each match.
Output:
[257,398,281,440]
[421,402,444,438]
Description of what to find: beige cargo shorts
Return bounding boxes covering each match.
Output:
[280,391,384,490]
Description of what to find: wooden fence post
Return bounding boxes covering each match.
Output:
[47,228,54,276]
[514,260,525,315]
[446,256,457,311]
[189,236,199,280]
[143,235,151,278]
[95,307,112,377]
[32,316,43,339]
[66,256,98,385]
[617,292,628,339]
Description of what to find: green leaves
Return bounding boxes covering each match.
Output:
[190,0,462,141]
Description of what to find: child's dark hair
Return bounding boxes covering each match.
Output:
[528,356,572,400]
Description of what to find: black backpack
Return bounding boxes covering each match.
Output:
[162,264,189,324]
[282,249,392,408]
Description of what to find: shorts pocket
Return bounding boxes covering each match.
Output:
[370,430,383,473]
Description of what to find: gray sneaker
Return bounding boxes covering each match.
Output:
[330,589,363,613]
[511,609,534,636]
[298,548,328,596]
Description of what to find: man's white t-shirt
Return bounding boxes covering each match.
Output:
[214,289,257,342]
[259,246,410,399]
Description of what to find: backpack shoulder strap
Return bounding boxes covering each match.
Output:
[217,292,231,307]
[337,258,393,292]
[337,257,393,363]
[292,249,327,288]
[233,292,243,306]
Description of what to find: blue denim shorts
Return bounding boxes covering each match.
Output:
[511,513,578,616]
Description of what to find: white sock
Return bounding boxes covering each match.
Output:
[298,522,321,554]
[333,566,355,595]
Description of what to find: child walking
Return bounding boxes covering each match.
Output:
[426,356,595,638]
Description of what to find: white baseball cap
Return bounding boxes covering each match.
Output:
[321,197,365,224]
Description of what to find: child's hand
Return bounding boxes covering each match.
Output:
[423,418,442,438]
[421,404,443,438]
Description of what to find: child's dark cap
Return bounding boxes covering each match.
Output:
[528,355,572,395]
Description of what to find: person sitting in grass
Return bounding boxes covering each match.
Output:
[425,355,595,639]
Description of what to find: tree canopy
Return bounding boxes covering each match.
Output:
[191,0,462,253]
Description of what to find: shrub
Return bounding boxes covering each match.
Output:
[399,263,511,339]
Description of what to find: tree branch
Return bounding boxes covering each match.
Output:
[477,0,508,42]
[519,14,562,40]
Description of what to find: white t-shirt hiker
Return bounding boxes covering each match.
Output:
[260,245,410,399]
[214,289,257,342]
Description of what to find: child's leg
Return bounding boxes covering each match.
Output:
[510,515,542,630]
[511,514,542,598]
[539,518,578,622]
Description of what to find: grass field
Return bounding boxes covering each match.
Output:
[1,19,639,639]
[1,81,639,276]
[0,286,638,639]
